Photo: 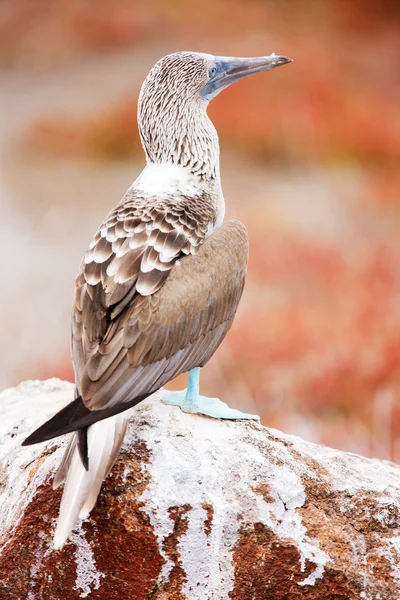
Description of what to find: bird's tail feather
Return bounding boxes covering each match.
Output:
[53,414,128,550]
[53,435,77,490]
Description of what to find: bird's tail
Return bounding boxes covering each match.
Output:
[52,414,128,549]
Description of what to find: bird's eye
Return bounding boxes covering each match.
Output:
[209,65,217,78]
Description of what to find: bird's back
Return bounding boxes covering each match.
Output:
[71,187,248,415]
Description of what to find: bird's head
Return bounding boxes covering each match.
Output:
[138,51,292,179]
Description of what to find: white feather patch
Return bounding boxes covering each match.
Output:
[132,163,203,198]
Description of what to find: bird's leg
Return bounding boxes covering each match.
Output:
[182,366,201,410]
[162,367,260,421]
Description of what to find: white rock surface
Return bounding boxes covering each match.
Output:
[1,379,400,600]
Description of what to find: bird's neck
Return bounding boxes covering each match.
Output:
[136,101,225,230]
[138,99,221,186]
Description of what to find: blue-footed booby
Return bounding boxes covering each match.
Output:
[23,51,292,548]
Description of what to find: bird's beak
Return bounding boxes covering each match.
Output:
[200,53,293,101]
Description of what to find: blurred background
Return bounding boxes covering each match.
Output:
[1,0,400,459]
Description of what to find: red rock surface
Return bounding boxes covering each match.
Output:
[1,379,400,599]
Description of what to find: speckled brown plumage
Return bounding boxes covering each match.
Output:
[22,51,252,447]
[24,207,248,445]
[73,195,248,412]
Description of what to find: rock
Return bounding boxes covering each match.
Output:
[1,380,400,599]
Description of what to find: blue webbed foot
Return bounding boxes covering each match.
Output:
[162,389,260,421]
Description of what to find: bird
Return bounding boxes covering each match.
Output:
[22,50,292,548]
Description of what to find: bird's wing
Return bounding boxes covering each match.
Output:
[74,215,248,412]
[71,193,209,400]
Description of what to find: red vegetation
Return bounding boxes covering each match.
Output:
[27,100,142,159]
[18,0,400,166]
[227,234,400,458]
